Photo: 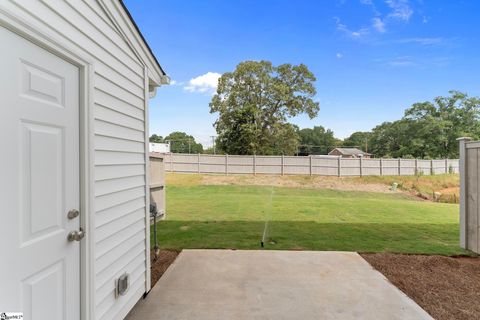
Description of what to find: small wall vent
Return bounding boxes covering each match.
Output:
[115,273,130,299]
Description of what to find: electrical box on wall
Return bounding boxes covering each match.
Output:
[115,273,130,299]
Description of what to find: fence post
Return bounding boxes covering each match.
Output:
[281,154,284,176]
[225,154,229,175]
[457,137,472,249]
[170,152,173,172]
[359,157,363,177]
[337,156,342,177]
[430,159,434,175]
[253,154,256,176]
[415,158,418,175]
[198,153,201,173]
[445,158,448,174]
[309,155,312,176]
[398,158,401,176]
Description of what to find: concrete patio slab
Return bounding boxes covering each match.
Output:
[126,250,432,320]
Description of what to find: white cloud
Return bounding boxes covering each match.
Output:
[372,17,386,33]
[385,0,413,22]
[336,53,343,59]
[170,80,177,85]
[334,17,369,38]
[396,37,445,46]
[184,72,221,94]
[387,56,416,67]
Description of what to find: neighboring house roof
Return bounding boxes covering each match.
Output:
[329,148,371,156]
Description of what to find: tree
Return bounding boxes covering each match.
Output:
[343,131,371,151]
[210,60,319,155]
[149,134,164,143]
[403,91,480,158]
[366,91,480,158]
[164,131,203,154]
[297,126,337,155]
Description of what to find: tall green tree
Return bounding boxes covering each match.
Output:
[343,131,371,151]
[368,91,480,158]
[164,131,203,154]
[210,60,319,155]
[297,126,337,154]
[403,91,480,158]
[149,134,164,143]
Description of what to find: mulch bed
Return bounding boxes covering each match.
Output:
[361,253,480,320]
[150,249,181,287]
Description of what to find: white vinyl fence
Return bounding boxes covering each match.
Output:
[459,137,480,253]
[162,153,459,177]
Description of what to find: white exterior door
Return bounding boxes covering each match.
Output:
[0,27,80,319]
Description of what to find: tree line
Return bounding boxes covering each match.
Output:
[151,61,480,159]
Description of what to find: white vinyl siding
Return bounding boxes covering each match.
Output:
[3,1,153,319]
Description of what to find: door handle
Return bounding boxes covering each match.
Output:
[67,227,85,242]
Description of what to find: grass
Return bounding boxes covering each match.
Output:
[153,173,468,255]
[354,174,460,203]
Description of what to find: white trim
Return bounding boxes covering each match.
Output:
[143,67,152,293]
[0,7,95,320]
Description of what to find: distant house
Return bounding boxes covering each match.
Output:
[150,142,171,153]
[328,147,372,158]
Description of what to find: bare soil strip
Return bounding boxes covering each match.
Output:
[150,250,180,288]
[362,253,480,320]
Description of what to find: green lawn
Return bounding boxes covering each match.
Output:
[153,180,468,255]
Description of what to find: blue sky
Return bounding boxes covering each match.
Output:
[124,0,480,147]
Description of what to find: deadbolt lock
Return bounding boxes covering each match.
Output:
[67,209,80,219]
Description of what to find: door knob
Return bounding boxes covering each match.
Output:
[67,227,85,242]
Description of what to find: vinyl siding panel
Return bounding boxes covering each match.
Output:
[95,196,145,227]
[95,135,146,154]
[95,104,145,131]
[95,150,146,166]
[95,164,145,181]
[95,186,145,213]
[95,89,145,120]
[3,1,152,319]
[95,120,145,142]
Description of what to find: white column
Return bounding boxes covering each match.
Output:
[458,137,472,248]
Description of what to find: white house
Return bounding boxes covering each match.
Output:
[149,142,171,153]
[0,1,168,319]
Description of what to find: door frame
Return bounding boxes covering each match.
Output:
[0,7,95,320]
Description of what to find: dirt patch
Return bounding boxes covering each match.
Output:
[362,253,480,320]
[200,174,395,193]
[150,249,180,288]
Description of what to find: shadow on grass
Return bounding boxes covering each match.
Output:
[152,220,468,256]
